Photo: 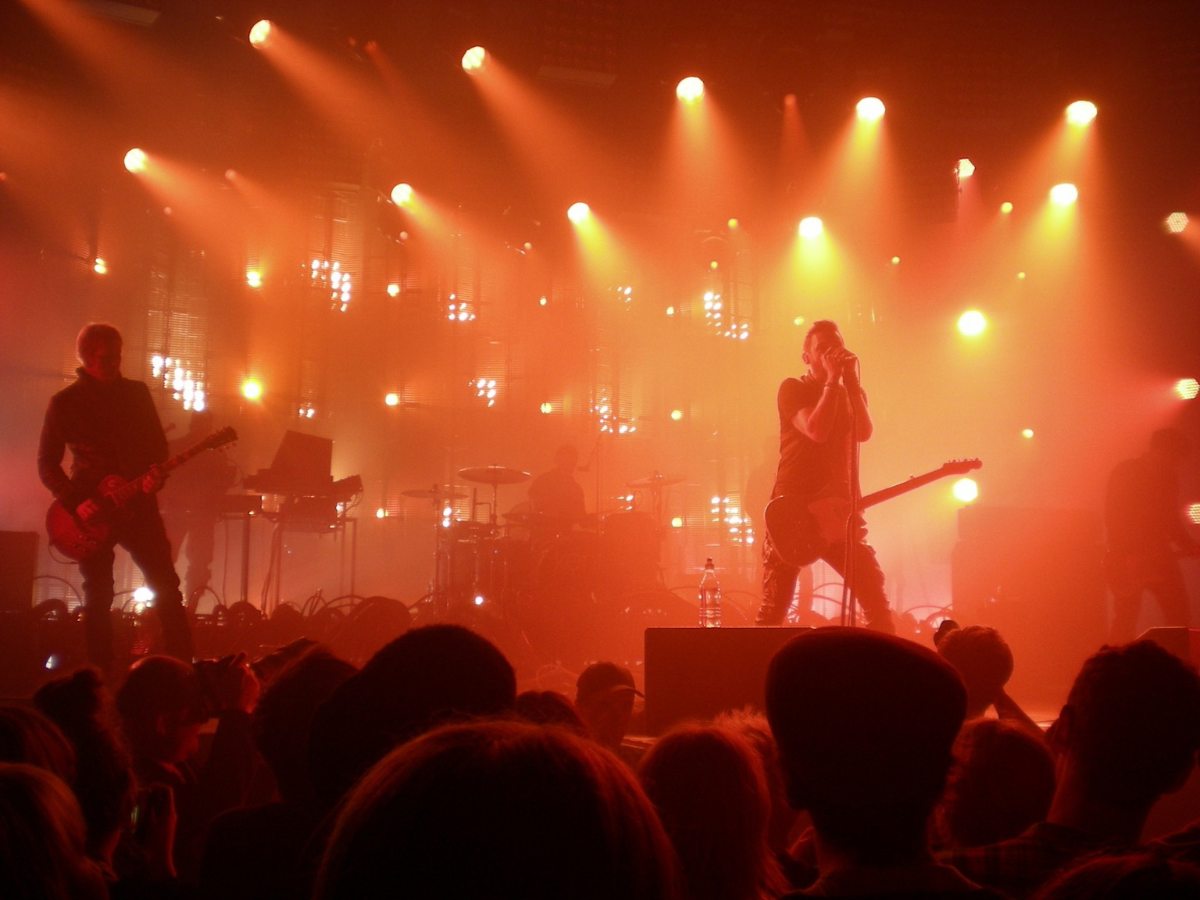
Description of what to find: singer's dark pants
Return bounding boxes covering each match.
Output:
[757,516,894,632]
[79,496,193,672]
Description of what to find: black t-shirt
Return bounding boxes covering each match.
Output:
[1105,454,1183,553]
[772,375,858,501]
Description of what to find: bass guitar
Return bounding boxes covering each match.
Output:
[765,458,982,568]
[47,426,237,562]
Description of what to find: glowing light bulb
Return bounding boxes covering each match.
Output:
[461,46,486,71]
[1065,100,1097,126]
[1165,212,1189,234]
[1000,201,1014,215]
[93,258,108,275]
[123,148,147,173]
[1049,183,1079,207]
[1175,378,1199,400]
[957,310,988,337]
[952,478,979,503]
[957,158,975,178]
[676,76,704,103]
[249,19,272,47]
[670,409,683,421]
[385,393,400,407]
[1022,428,1035,439]
[245,269,263,288]
[387,283,400,297]
[856,97,885,121]
[567,201,590,224]
[798,216,824,239]
[390,183,413,205]
[241,378,263,401]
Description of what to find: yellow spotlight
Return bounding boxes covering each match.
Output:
[1065,100,1097,126]
[1165,212,1189,234]
[727,217,739,230]
[92,258,108,275]
[375,508,386,519]
[953,478,979,503]
[665,306,676,317]
[390,183,413,206]
[957,309,988,337]
[1049,183,1079,206]
[793,316,805,327]
[956,158,975,179]
[856,96,885,121]
[567,201,590,224]
[670,516,684,528]
[670,409,683,421]
[461,46,486,72]
[1187,502,1200,525]
[123,148,147,174]
[1021,428,1035,439]
[245,269,263,288]
[248,19,272,47]
[241,378,263,401]
[539,402,553,414]
[384,392,400,407]
[798,216,824,239]
[890,256,901,265]
[386,283,400,297]
[676,76,705,103]
[1000,201,1014,215]
[1017,271,1027,280]
[1176,378,1199,400]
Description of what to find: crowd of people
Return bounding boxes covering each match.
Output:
[2,618,1200,899]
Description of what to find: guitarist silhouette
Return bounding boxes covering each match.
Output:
[757,320,893,632]
[37,324,193,672]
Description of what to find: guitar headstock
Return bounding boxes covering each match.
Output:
[202,427,238,451]
[941,457,982,475]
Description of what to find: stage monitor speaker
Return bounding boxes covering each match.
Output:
[1137,627,1200,668]
[644,626,811,735]
[0,531,38,613]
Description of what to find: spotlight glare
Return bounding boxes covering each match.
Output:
[1000,201,1014,215]
[241,378,263,401]
[123,148,147,173]
[1187,503,1200,525]
[798,216,824,239]
[245,269,263,289]
[676,76,705,103]
[387,283,400,297]
[1165,212,1189,234]
[856,96,885,121]
[670,409,683,421]
[957,309,988,337]
[957,158,976,179]
[671,516,684,528]
[539,402,553,414]
[461,46,486,72]
[727,217,739,230]
[384,392,400,407]
[953,478,980,504]
[248,19,272,47]
[93,258,108,275]
[1176,378,1199,400]
[1065,100,1097,125]
[1049,183,1079,207]
[375,508,386,519]
[390,183,413,206]
[1022,428,1035,439]
[890,256,900,266]
[567,201,590,224]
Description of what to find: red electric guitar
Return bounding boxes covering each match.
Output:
[46,427,237,562]
[764,458,982,568]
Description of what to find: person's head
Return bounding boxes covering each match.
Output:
[553,444,579,474]
[308,624,516,807]
[575,661,641,749]
[802,320,844,382]
[116,655,209,765]
[639,723,785,900]
[937,625,1014,717]
[0,705,76,785]
[1148,427,1190,466]
[75,323,122,382]
[714,707,797,853]
[937,718,1056,850]
[0,763,107,900]
[1049,640,1200,811]
[513,690,587,735]
[315,720,681,900]
[1036,851,1200,900]
[766,627,966,865]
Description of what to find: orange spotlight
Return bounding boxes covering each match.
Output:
[241,378,263,401]
[245,269,263,288]
[953,478,980,503]
[1021,427,1035,439]
[384,392,400,407]
[248,19,272,48]
[727,217,739,230]
[1000,201,1014,215]
[461,45,486,72]
[1049,183,1079,206]
[567,201,591,224]
[539,402,553,414]
[956,158,975,179]
[957,309,987,337]
[386,283,401,297]
[855,96,885,122]
[798,216,824,239]
[1165,212,1189,234]
[890,256,901,265]
[670,409,684,421]
[123,148,147,173]
[1176,378,1199,400]
[676,76,704,103]
[1065,100,1097,125]
[390,182,413,205]
[92,258,108,275]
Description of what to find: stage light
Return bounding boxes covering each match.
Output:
[461,46,486,72]
[670,409,683,421]
[567,201,590,224]
[387,283,400,297]
[93,258,108,275]
[123,148,147,173]
[248,19,272,47]
[385,392,400,407]
[956,158,975,179]
[676,76,704,103]
[375,508,386,519]
[539,402,553,414]
[1000,201,1014,215]
[671,516,684,528]
[890,256,900,266]
[1176,378,1199,400]
[665,306,676,317]
[1049,183,1078,206]
[44,655,61,671]
[133,586,155,604]
[241,378,263,401]
[1017,272,1027,280]
[1022,428,1035,439]
[1187,503,1200,525]
[1065,100,1097,126]
[1165,212,1189,234]
[473,593,486,607]
[245,269,263,288]
[390,182,413,206]
[957,309,988,337]
[727,217,739,230]
[798,216,824,239]
[793,316,805,326]
[856,96,885,122]
[952,478,979,503]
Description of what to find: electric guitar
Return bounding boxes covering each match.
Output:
[46,427,237,562]
[764,458,982,568]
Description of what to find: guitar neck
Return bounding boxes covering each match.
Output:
[108,442,214,506]
[860,468,957,511]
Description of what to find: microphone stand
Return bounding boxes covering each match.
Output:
[840,359,862,628]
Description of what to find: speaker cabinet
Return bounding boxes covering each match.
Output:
[0,531,38,612]
[644,626,811,734]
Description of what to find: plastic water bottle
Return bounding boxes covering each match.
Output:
[698,558,722,628]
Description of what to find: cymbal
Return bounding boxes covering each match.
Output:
[402,486,466,500]
[458,465,531,485]
[627,473,684,489]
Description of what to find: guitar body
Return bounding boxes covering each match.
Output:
[764,495,854,568]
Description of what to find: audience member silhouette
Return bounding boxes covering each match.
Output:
[936,624,1043,738]
[639,723,787,900]
[0,761,108,900]
[314,719,682,900]
[1034,850,1200,899]
[943,639,1200,897]
[936,718,1056,850]
[514,689,588,735]
[0,703,77,784]
[766,627,992,897]
[575,660,642,763]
